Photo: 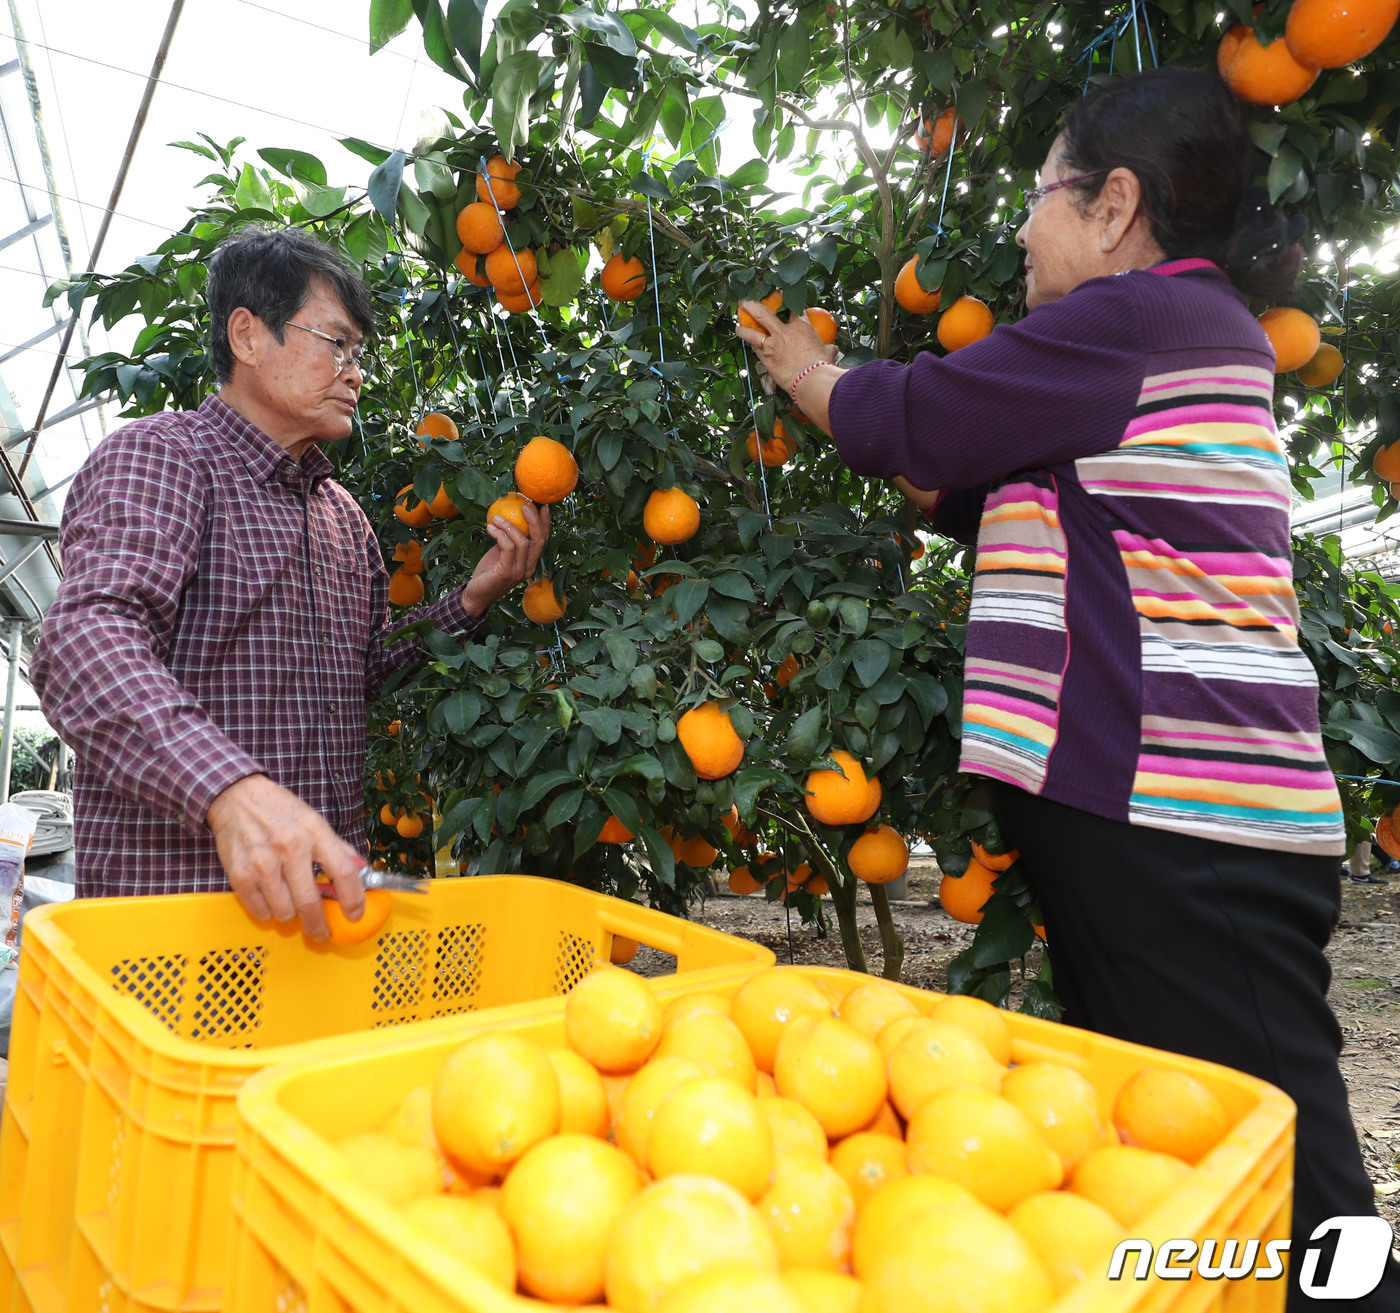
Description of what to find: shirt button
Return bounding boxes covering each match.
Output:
[320,634,331,644]
[328,702,338,713]
[315,565,324,577]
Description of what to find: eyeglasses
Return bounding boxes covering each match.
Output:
[1023,169,1110,211]
[285,321,368,376]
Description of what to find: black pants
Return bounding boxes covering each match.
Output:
[994,785,1400,1311]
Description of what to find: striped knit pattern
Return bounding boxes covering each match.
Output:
[1077,363,1343,852]
[961,473,1068,795]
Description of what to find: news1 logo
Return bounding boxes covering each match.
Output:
[1107,1216,1393,1298]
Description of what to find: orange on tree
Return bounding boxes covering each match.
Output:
[454,248,490,286]
[914,105,962,156]
[1217,25,1319,105]
[401,1195,517,1289]
[728,864,762,894]
[804,749,881,825]
[392,539,424,573]
[1286,0,1400,67]
[379,802,402,826]
[1112,1066,1228,1164]
[427,482,457,518]
[322,888,392,946]
[805,306,838,343]
[496,280,541,313]
[971,839,1017,871]
[737,288,784,331]
[939,855,999,923]
[415,411,459,442]
[599,814,634,843]
[665,828,718,867]
[775,652,800,686]
[1258,306,1321,372]
[894,256,942,314]
[1296,341,1344,387]
[1375,811,1400,859]
[522,577,566,624]
[601,252,647,301]
[937,295,994,351]
[396,811,424,838]
[515,435,579,502]
[1374,441,1400,482]
[456,200,505,254]
[476,154,522,208]
[485,490,532,535]
[485,243,537,292]
[847,824,909,883]
[677,701,745,779]
[565,964,662,1073]
[387,568,424,607]
[394,484,434,528]
[722,803,753,846]
[643,486,701,544]
[747,420,795,467]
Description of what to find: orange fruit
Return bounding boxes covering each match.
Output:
[456,200,505,254]
[515,434,579,502]
[400,1194,517,1289]
[1007,1190,1126,1296]
[476,155,522,209]
[415,411,459,442]
[1069,1144,1193,1226]
[600,815,634,843]
[485,490,532,535]
[657,1266,806,1313]
[522,577,566,624]
[757,1158,856,1270]
[774,1016,888,1139]
[337,1132,441,1206]
[863,1100,904,1139]
[805,306,838,343]
[387,568,425,607]
[728,865,762,894]
[737,289,785,331]
[939,858,998,924]
[887,1019,1005,1119]
[906,1087,1064,1211]
[394,484,434,528]
[774,653,800,687]
[1296,341,1344,387]
[894,255,942,314]
[677,701,745,779]
[762,1095,830,1164]
[427,482,457,518]
[604,1175,780,1312]
[1001,1062,1109,1172]
[851,1174,980,1276]
[1374,441,1400,482]
[601,252,647,301]
[1286,0,1400,67]
[501,1133,643,1304]
[837,980,918,1040]
[391,540,423,572]
[847,825,909,884]
[781,1270,861,1313]
[1113,1067,1229,1165]
[665,829,719,867]
[875,1015,930,1060]
[937,296,994,351]
[914,105,962,156]
[566,965,663,1073]
[1258,306,1321,372]
[804,750,881,826]
[1218,25,1319,105]
[648,1076,776,1200]
[432,1033,560,1177]
[485,243,537,292]
[323,888,392,946]
[970,840,1016,872]
[859,1205,1055,1313]
[644,486,701,544]
[926,995,1012,1065]
[655,1009,757,1091]
[611,936,639,965]
[731,969,834,1073]
[547,1048,611,1139]
[496,279,541,313]
[379,803,402,826]
[454,248,490,285]
[747,423,795,467]
[722,804,753,846]
[616,1055,708,1165]
[829,1130,908,1212]
[661,992,731,1034]
[396,812,424,838]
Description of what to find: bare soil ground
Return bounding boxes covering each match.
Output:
[678,858,1400,1235]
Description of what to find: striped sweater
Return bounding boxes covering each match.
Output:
[830,259,1345,857]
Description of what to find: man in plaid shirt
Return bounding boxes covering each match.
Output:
[31,229,548,940]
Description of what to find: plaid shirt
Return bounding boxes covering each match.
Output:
[31,395,481,897]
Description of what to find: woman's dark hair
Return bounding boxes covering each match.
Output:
[1058,67,1305,301]
[206,227,375,384]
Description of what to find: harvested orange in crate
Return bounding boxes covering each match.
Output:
[228,966,1295,1313]
[0,879,771,1313]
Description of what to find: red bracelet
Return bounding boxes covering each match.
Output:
[790,361,828,409]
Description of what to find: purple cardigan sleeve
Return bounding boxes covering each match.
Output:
[829,274,1146,491]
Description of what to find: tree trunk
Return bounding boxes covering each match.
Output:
[869,883,904,981]
[828,874,868,973]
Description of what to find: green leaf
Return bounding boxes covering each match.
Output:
[540,246,584,307]
[602,788,643,834]
[258,148,327,186]
[368,150,406,221]
[370,0,414,52]
[633,8,698,52]
[640,825,677,887]
[580,706,623,745]
[1267,142,1304,203]
[606,632,639,674]
[953,79,991,134]
[1331,719,1400,764]
[343,212,389,265]
[234,164,274,212]
[776,17,809,90]
[340,136,393,166]
[786,706,822,761]
[417,0,468,80]
[776,249,811,284]
[668,578,709,625]
[444,690,483,734]
[521,769,577,810]
[966,898,1034,968]
[545,787,585,829]
[447,0,487,77]
[563,8,637,55]
[295,181,348,218]
[733,765,789,817]
[584,41,638,90]
[578,63,608,126]
[491,50,543,162]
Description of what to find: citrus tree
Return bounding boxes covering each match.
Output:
[51,0,1400,1004]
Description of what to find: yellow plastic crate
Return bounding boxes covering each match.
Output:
[0,877,772,1313]
[227,966,1294,1313]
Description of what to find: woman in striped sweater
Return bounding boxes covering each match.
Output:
[740,68,1398,1307]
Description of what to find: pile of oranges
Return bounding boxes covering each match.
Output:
[454,157,540,314]
[338,965,1233,1311]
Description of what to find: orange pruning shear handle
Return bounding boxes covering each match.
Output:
[314,867,431,899]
